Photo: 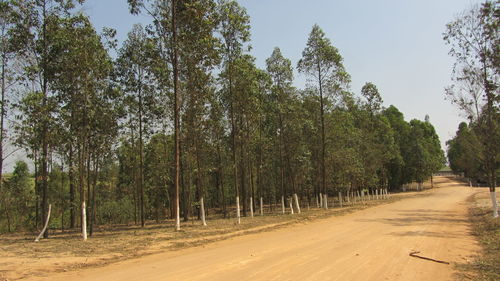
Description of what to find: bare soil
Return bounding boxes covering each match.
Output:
[0,177,488,281]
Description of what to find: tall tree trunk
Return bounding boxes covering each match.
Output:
[89,154,98,237]
[230,86,240,224]
[69,145,76,228]
[249,159,255,218]
[41,129,49,238]
[39,0,50,239]
[172,0,181,231]
[195,138,206,226]
[317,64,327,209]
[60,160,65,231]
[182,157,190,222]
[483,63,498,217]
[0,45,6,208]
[86,153,91,233]
[34,152,39,229]
[79,143,87,240]
[138,80,145,228]
[217,145,226,218]
[240,150,246,217]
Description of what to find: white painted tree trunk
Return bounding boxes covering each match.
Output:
[260,197,264,216]
[236,196,241,224]
[289,199,294,214]
[82,201,87,241]
[490,192,498,218]
[200,197,207,226]
[324,194,328,209]
[35,204,51,242]
[281,195,285,214]
[319,193,323,208]
[249,197,254,218]
[293,193,301,214]
[469,180,472,188]
[175,202,180,231]
[376,189,379,200]
[338,192,342,208]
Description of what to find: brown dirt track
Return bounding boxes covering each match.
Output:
[17,176,486,281]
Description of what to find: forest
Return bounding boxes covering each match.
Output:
[0,0,446,236]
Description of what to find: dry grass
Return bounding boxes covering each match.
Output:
[0,190,429,280]
[456,190,500,281]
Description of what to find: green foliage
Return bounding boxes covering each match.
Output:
[99,197,136,225]
[0,161,34,232]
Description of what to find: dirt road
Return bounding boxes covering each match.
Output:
[29,177,480,281]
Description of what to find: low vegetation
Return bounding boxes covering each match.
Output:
[456,192,500,281]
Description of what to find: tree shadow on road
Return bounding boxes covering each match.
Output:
[355,209,470,238]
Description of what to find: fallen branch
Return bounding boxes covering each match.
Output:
[409,251,450,264]
[35,204,51,242]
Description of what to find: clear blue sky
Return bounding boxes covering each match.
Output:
[8,0,482,171]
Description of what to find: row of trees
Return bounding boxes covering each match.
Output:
[444,1,499,217]
[0,0,445,235]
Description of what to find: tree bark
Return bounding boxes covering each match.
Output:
[293,193,301,214]
[138,80,145,228]
[260,197,263,216]
[249,197,254,218]
[317,63,327,209]
[35,204,51,242]
[82,201,87,241]
[69,145,76,228]
[172,0,181,231]
[200,196,207,226]
[281,195,285,214]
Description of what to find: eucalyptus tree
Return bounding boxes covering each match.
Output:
[116,24,164,227]
[223,54,261,217]
[383,105,411,190]
[10,0,87,238]
[358,82,398,192]
[266,47,301,213]
[298,24,350,208]
[406,119,445,188]
[217,0,250,223]
[447,122,483,180]
[39,13,114,239]
[444,1,499,216]
[178,0,220,225]
[128,0,182,229]
[0,1,19,198]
